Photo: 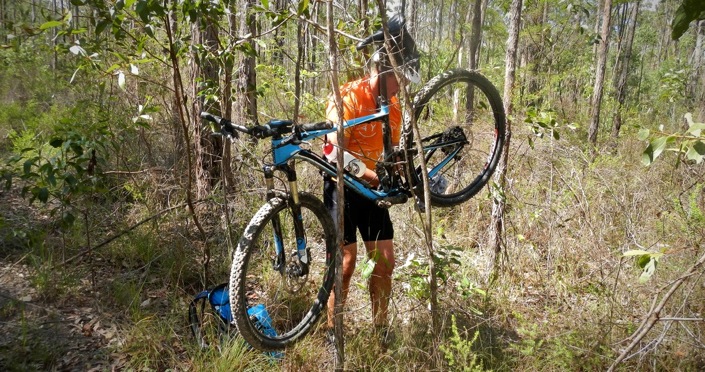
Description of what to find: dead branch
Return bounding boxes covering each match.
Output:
[608,247,705,371]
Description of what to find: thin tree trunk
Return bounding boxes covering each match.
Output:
[697,21,705,120]
[466,0,485,119]
[689,20,704,117]
[293,18,305,123]
[587,0,612,147]
[326,1,345,368]
[488,0,520,274]
[238,0,259,125]
[611,1,639,138]
[468,0,484,70]
[593,0,604,56]
[377,0,440,360]
[192,18,224,199]
[409,0,418,38]
[164,10,209,284]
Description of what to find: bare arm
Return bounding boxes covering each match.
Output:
[326,132,380,187]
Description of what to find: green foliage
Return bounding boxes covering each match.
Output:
[639,113,705,166]
[524,108,576,149]
[440,315,485,371]
[510,316,544,357]
[658,68,688,103]
[623,249,666,283]
[671,0,705,40]
[5,107,109,228]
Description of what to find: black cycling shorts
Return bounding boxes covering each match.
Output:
[323,177,394,245]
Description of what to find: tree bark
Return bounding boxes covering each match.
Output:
[698,21,705,120]
[690,20,704,118]
[468,0,484,71]
[237,0,259,125]
[488,0,520,274]
[465,0,485,119]
[191,18,224,199]
[611,1,639,138]
[587,0,612,147]
[326,1,345,368]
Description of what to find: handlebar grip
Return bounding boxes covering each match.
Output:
[298,121,333,132]
[200,111,247,137]
[200,111,222,124]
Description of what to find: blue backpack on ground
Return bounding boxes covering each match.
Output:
[188,283,282,359]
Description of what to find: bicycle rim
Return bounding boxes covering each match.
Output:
[230,192,335,351]
[406,69,505,207]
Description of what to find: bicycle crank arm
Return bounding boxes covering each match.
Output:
[375,193,409,208]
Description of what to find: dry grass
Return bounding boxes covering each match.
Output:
[2,117,704,371]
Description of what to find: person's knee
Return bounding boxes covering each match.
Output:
[373,246,395,277]
[341,244,358,279]
[342,262,356,279]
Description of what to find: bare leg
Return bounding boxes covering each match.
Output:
[327,242,357,328]
[364,239,395,327]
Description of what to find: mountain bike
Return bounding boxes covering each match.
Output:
[200,34,505,349]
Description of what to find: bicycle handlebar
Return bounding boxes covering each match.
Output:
[200,112,273,138]
[200,111,333,140]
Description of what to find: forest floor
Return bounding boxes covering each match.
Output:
[0,188,121,371]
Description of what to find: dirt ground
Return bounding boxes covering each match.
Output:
[0,187,122,371]
[0,262,121,371]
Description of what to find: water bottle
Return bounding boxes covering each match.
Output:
[323,143,367,177]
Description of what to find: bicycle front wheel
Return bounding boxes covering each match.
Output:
[404,69,506,207]
[229,192,336,351]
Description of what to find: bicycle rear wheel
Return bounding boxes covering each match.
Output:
[229,192,336,351]
[404,69,505,207]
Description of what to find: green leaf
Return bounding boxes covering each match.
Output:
[686,123,705,137]
[642,143,654,166]
[47,168,56,187]
[623,249,651,257]
[360,258,375,280]
[95,20,110,35]
[297,0,309,15]
[50,138,64,148]
[261,0,269,9]
[636,254,651,269]
[685,141,705,163]
[650,136,670,160]
[639,257,657,283]
[40,20,65,30]
[69,45,85,55]
[671,0,705,40]
[23,160,34,175]
[144,23,155,38]
[64,175,77,187]
[69,143,84,156]
[60,211,76,228]
[37,187,49,203]
[637,128,650,141]
[118,71,126,89]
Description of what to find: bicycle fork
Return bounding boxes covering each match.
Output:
[264,165,310,278]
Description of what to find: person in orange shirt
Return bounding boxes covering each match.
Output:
[323,19,419,346]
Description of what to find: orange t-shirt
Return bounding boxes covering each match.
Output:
[326,78,402,170]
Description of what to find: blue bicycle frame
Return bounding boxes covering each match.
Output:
[200,100,459,275]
